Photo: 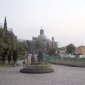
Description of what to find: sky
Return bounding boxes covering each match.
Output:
[0,0,85,47]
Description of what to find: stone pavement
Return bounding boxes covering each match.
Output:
[0,65,85,85]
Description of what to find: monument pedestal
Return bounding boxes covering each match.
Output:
[20,64,54,73]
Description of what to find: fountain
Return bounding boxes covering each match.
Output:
[20,50,54,73]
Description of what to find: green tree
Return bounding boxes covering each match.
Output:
[0,27,27,63]
[66,44,75,54]
[48,48,56,55]
[13,49,18,64]
[7,48,12,64]
[0,17,28,63]
[17,41,27,59]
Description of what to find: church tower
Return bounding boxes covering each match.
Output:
[40,28,44,35]
[4,16,7,30]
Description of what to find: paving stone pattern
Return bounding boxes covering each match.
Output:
[0,65,85,85]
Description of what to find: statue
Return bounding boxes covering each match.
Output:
[37,50,44,62]
[31,54,36,63]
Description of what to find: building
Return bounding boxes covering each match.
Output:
[28,29,58,53]
[75,45,85,55]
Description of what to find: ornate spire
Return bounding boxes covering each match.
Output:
[4,16,7,30]
[40,27,44,35]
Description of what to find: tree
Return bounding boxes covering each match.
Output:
[48,47,56,55]
[1,48,8,63]
[66,44,75,54]
[17,41,27,59]
[13,49,18,64]
[0,17,28,63]
[0,27,27,63]
[7,48,12,64]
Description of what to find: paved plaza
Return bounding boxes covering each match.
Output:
[0,65,85,85]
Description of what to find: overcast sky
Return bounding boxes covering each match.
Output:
[0,0,85,47]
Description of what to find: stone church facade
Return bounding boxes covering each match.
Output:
[28,29,58,53]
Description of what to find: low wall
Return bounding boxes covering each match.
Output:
[50,60,85,67]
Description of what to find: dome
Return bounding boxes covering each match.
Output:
[37,29,49,41]
[37,34,48,41]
